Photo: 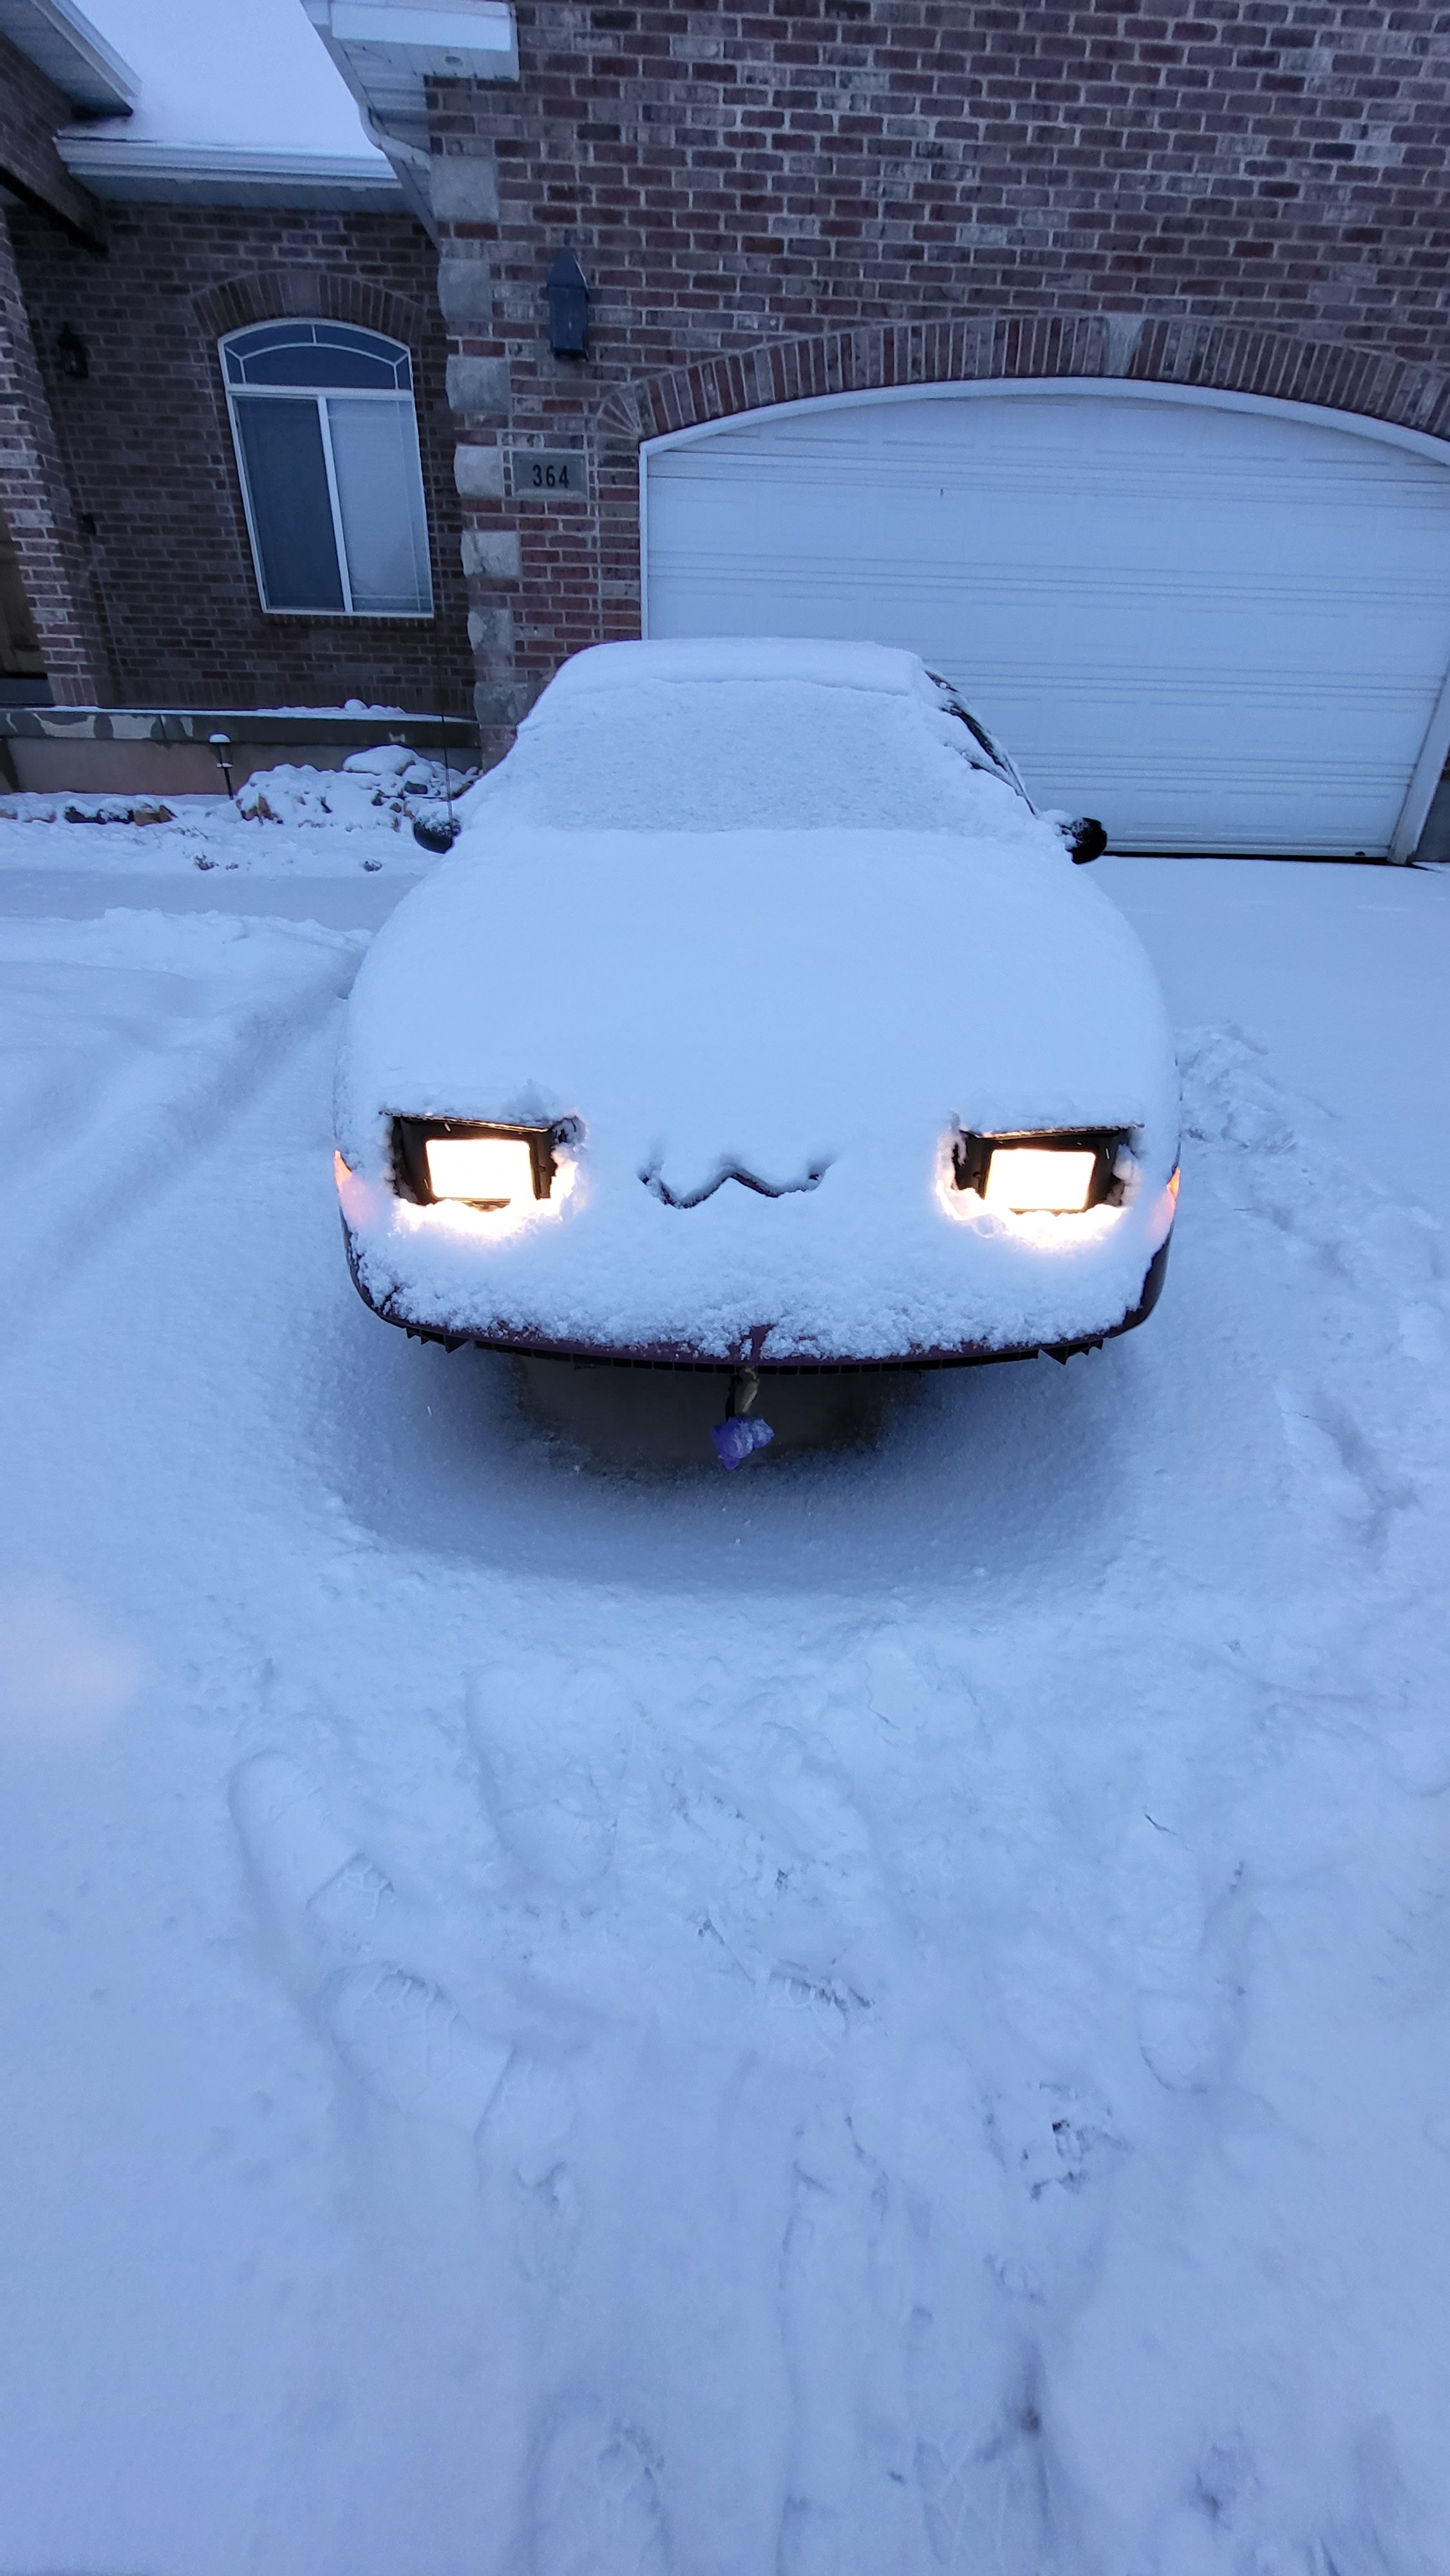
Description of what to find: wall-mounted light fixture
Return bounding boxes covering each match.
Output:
[57,325,89,381]
[545,251,589,357]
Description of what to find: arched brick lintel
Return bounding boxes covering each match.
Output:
[190,269,425,352]
[597,312,1450,450]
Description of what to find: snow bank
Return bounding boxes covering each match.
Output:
[236,748,472,830]
[0,747,472,880]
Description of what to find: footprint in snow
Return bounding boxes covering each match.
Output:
[979,2072,1128,2313]
[466,1668,623,1893]
[1275,1379,1415,1541]
[672,1732,880,2022]
[909,2325,1071,2573]
[230,1751,508,2132]
[485,2055,583,2288]
[328,1964,509,2128]
[230,1748,393,1953]
[772,2110,916,2573]
[884,2040,1096,2565]
[1121,1812,1232,2094]
[529,2397,669,2576]
[777,2495,847,2576]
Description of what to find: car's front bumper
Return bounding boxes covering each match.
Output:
[340,1210,1173,1371]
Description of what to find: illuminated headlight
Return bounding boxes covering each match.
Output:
[983,1147,1097,1214]
[392,1116,572,1209]
[952,1127,1131,1213]
[426,1135,534,1207]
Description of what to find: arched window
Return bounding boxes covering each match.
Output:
[221,320,433,618]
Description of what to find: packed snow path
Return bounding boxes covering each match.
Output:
[1,861,1449,2575]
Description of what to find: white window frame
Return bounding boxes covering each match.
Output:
[220,320,435,621]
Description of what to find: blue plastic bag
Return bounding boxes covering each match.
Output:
[711,1415,775,1470]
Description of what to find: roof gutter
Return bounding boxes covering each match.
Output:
[52,131,405,207]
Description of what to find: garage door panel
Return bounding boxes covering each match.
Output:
[655,482,1450,601]
[652,542,1449,644]
[645,388,1450,855]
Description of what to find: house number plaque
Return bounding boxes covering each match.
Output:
[507,450,586,499]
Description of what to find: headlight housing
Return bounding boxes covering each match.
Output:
[951,1127,1131,1215]
[392,1116,576,1211]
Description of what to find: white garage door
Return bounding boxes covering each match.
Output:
[643,383,1450,857]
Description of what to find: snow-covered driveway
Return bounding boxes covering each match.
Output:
[2,848,1449,2575]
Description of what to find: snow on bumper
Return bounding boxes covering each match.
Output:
[335,1150,1178,1367]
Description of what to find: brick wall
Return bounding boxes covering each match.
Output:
[430,0,1450,739]
[0,30,104,241]
[0,213,111,700]
[0,36,112,700]
[11,201,470,711]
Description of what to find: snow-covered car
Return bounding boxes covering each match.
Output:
[334,639,1179,1397]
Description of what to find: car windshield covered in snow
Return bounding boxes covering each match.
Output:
[462,639,1031,839]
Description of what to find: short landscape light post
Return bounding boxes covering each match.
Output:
[545,252,590,357]
[209,731,234,798]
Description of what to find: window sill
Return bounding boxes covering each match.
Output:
[256,608,436,622]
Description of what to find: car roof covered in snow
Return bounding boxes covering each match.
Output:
[536,638,942,702]
[459,640,1036,840]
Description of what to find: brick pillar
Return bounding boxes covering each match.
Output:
[433,146,524,770]
[0,211,111,703]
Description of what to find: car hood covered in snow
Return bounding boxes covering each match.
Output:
[336,811,1179,1363]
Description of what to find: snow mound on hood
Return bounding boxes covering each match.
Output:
[337,822,1178,1359]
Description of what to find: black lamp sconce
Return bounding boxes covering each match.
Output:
[57,325,89,381]
[546,251,590,357]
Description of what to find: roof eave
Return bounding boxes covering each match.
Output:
[297,0,518,235]
[53,131,406,207]
[0,0,137,113]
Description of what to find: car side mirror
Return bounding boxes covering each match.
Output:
[1067,817,1107,865]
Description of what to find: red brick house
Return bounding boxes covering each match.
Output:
[0,0,466,737]
[6,0,1450,853]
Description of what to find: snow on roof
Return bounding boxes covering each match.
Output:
[61,0,388,166]
[543,639,934,701]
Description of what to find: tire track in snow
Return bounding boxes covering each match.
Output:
[0,914,361,1338]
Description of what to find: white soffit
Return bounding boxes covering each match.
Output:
[302,0,517,129]
[298,0,516,230]
[0,0,137,111]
